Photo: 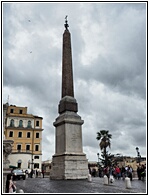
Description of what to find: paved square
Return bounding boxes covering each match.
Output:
[15,176,146,194]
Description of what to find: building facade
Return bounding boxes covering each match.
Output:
[3,103,43,171]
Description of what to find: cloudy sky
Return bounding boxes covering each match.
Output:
[3,2,147,161]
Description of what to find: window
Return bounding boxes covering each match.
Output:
[18,132,22,138]
[19,120,23,127]
[27,120,32,128]
[36,121,39,126]
[10,109,14,113]
[27,132,31,138]
[36,133,39,138]
[34,156,39,159]
[35,145,39,151]
[9,131,13,137]
[17,159,22,168]
[10,119,14,127]
[17,145,21,152]
[34,163,39,169]
[17,162,21,168]
[19,110,23,114]
[26,145,30,151]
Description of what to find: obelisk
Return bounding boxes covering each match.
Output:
[50,16,88,180]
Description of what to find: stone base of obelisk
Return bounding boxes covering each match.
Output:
[50,110,89,180]
[50,154,88,180]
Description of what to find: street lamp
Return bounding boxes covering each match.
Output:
[136,147,141,164]
[28,160,30,169]
[31,158,34,169]
[97,153,100,166]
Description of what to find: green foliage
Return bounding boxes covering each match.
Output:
[96,130,112,167]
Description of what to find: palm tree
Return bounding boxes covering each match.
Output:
[96,130,112,167]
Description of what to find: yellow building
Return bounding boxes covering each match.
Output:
[3,103,43,171]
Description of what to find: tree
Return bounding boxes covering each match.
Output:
[96,130,112,167]
[100,151,114,167]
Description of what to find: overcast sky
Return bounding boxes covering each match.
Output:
[3,2,147,161]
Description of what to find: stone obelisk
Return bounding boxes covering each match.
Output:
[50,17,88,180]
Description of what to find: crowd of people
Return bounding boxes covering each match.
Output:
[89,164,146,181]
[5,164,145,193]
[25,168,45,178]
[137,164,146,181]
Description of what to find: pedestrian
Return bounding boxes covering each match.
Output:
[98,166,102,177]
[121,166,126,180]
[113,166,117,179]
[137,165,142,180]
[104,166,110,184]
[30,169,34,178]
[42,169,45,178]
[109,166,113,176]
[36,169,38,178]
[6,173,17,193]
[88,166,91,175]
[140,164,146,181]
[42,164,46,178]
[127,166,133,181]
[92,168,96,177]
[115,166,121,179]
[104,166,110,177]
[25,169,29,178]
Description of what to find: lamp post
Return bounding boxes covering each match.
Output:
[136,147,141,164]
[31,158,34,169]
[28,160,30,169]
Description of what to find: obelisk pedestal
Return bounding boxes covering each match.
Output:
[50,109,88,179]
[50,18,88,180]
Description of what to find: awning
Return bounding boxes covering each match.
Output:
[9,165,17,169]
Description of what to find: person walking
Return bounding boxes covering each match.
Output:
[42,164,46,178]
[6,174,16,193]
[92,168,96,177]
[98,166,102,177]
[30,169,34,178]
[137,165,142,180]
[121,166,126,180]
[115,166,121,179]
[42,169,45,178]
[88,166,91,175]
[25,169,29,178]
[128,166,133,181]
[140,164,146,181]
[104,166,110,184]
[36,169,38,178]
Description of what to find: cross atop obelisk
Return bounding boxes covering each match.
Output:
[64,15,69,30]
[59,16,78,114]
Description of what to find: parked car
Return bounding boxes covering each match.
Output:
[12,169,26,180]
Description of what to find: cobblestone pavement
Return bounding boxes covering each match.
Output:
[15,176,146,194]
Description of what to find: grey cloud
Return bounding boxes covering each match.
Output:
[3,2,147,160]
